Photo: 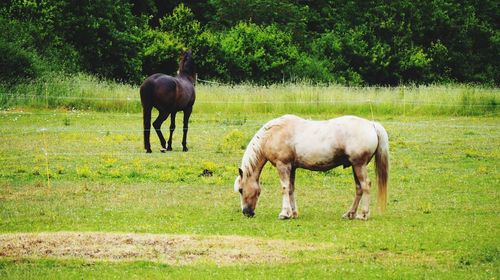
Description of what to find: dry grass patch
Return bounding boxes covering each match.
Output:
[0,232,331,266]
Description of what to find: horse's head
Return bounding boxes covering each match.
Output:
[178,50,196,82]
[234,168,261,217]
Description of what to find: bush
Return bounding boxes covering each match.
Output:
[192,30,228,81]
[1,1,498,86]
[157,4,226,81]
[311,30,370,85]
[399,47,432,83]
[59,1,146,83]
[1,2,80,74]
[0,40,40,84]
[159,3,202,48]
[218,22,300,83]
[287,53,332,84]
[0,16,43,84]
[142,29,184,76]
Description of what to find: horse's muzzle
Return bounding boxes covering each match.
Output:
[242,207,255,217]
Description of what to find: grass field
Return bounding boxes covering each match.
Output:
[0,82,499,279]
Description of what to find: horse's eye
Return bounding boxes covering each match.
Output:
[238,188,243,194]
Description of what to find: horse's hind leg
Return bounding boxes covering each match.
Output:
[142,106,152,153]
[152,111,169,152]
[343,166,363,219]
[167,112,176,151]
[181,106,192,152]
[346,164,371,220]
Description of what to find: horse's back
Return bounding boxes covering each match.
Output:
[140,74,195,110]
[327,116,379,158]
[264,115,379,170]
[140,74,176,100]
[285,115,377,148]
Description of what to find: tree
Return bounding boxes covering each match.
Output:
[218,22,299,83]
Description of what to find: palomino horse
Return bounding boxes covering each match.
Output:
[234,114,389,220]
[140,50,196,153]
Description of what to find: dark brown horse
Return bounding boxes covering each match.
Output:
[140,50,196,153]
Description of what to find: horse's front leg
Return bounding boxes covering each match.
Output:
[181,107,192,152]
[277,162,293,220]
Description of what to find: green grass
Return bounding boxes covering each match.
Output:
[1,74,498,116]
[1,257,495,279]
[0,80,499,279]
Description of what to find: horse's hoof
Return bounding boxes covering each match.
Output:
[278,210,292,220]
[166,146,173,151]
[342,212,355,220]
[278,214,291,220]
[146,149,152,154]
[355,213,369,221]
[182,147,188,152]
[160,148,167,153]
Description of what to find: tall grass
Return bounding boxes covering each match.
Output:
[0,74,498,116]
[196,83,498,116]
[0,73,137,112]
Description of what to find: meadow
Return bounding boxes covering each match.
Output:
[0,79,499,279]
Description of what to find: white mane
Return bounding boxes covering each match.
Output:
[240,117,286,176]
[240,127,266,176]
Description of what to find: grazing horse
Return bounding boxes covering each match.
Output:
[234,114,389,220]
[140,50,196,153]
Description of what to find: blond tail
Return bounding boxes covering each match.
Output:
[374,122,389,212]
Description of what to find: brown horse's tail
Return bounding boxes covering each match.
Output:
[374,122,389,212]
[140,80,154,152]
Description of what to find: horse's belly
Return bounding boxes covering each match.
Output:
[296,159,348,171]
[294,146,348,171]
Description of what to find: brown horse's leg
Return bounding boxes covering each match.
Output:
[343,166,363,219]
[349,164,371,220]
[181,107,192,152]
[276,161,293,219]
[152,111,169,152]
[143,106,152,153]
[289,167,299,218]
[167,112,176,151]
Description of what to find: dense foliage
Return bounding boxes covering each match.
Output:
[0,0,498,85]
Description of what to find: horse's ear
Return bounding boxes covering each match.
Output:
[238,168,243,178]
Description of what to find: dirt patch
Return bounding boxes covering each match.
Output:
[0,232,331,265]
